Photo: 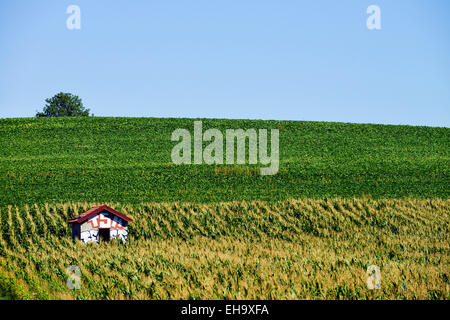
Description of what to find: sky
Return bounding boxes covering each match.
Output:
[0,0,449,126]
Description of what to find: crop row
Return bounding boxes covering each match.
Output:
[0,198,448,299]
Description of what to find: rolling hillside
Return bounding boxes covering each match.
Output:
[0,117,448,300]
[0,117,448,206]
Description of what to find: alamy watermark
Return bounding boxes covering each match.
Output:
[171,121,279,176]
[66,5,81,30]
[65,5,381,31]
[366,265,381,290]
[367,5,381,30]
[66,265,81,290]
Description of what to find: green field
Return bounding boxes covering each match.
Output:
[0,117,448,300]
[0,117,448,206]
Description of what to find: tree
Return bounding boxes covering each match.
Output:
[36,92,91,117]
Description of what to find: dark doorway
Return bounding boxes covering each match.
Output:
[99,229,110,242]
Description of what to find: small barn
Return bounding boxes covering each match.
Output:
[68,205,133,243]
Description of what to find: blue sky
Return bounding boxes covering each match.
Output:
[0,0,449,126]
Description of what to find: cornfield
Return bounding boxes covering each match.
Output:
[0,198,448,299]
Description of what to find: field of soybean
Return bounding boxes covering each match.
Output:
[0,117,448,206]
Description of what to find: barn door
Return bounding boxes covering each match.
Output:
[99,229,110,242]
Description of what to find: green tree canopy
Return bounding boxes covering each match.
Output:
[36,92,91,117]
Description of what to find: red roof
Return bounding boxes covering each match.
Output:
[68,205,133,224]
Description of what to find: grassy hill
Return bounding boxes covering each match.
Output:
[0,117,448,300]
[0,117,448,206]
